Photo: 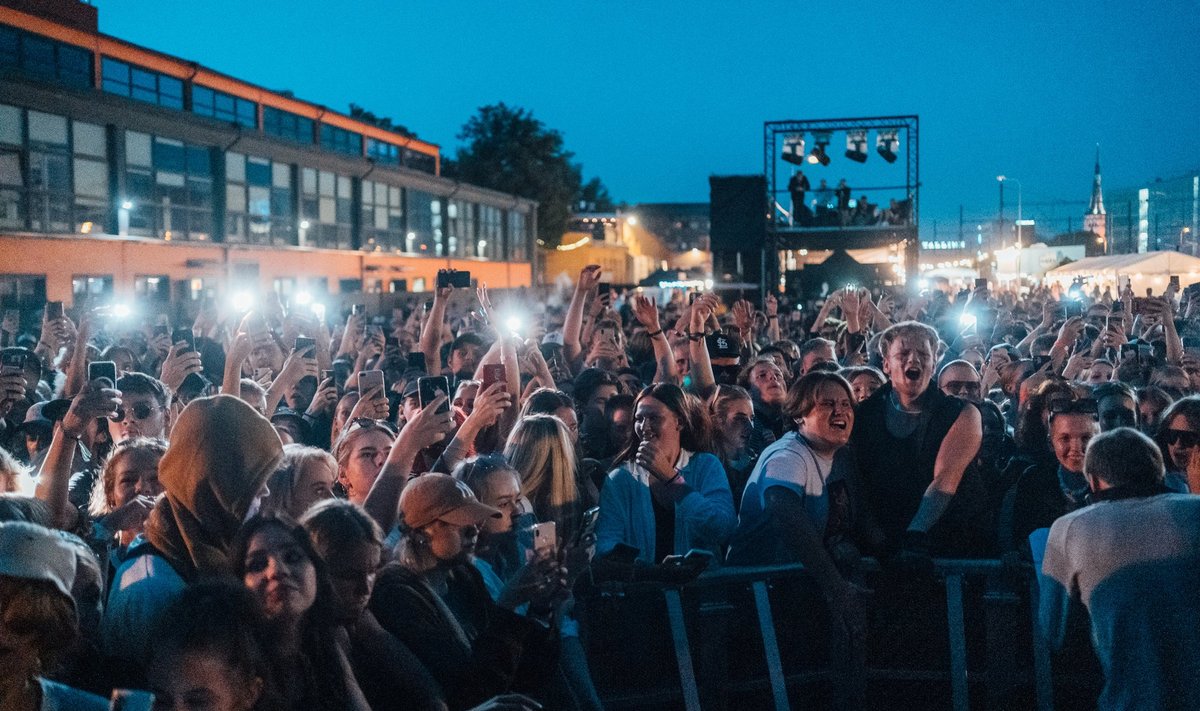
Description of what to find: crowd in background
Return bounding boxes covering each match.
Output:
[1,264,1199,710]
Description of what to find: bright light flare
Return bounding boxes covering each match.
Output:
[231,291,255,313]
[505,316,523,334]
[960,313,977,328]
[111,303,132,319]
[292,291,313,306]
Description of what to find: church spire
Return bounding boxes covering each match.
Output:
[1087,144,1105,216]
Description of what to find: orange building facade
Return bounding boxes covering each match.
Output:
[0,0,536,312]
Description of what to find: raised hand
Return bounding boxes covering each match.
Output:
[629,294,661,331]
[160,342,203,393]
[397,394,454,451]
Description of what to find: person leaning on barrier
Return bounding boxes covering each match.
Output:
[1039,427,1200,710]
[727,372,865,634]
[851,321,986,563]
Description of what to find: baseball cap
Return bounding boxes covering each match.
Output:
[401,473,502,530]
[0,521,77,603]
[706,332,741,360]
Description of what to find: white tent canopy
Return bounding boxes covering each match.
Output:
[1044,251,1200,294]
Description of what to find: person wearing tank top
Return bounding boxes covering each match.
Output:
[851,322,982,561]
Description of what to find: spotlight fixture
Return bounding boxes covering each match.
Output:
[844,130,868,163]
[782,134,806,165]
[876,130,899,163]
[807,131,831,166]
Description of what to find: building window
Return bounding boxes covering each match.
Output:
[366,138,399,166]
[73,120,108,234]
[404,190,439,255]
[192,86,256,128]
[507,210,529,262]
[27,110,71,232]
[124,131,213,241]
[445,200,474,257]
[101,57,183,109]
[262,106,314,144]
[403,149,437,175]
[477,204,502,260]
[225,152,294,246]
[360,180,404,252]
[0,274,46,306]
[134,275,170,301]
[0,105,110,233]
[72,275,114,299]
[0,24,93,89]
[319,124,362,157]
[300,168,352,249]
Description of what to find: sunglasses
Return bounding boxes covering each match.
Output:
[1163,429,1200,448]
[111,402,159,422]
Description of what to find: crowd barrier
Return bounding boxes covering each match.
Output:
[578,559,1056,711]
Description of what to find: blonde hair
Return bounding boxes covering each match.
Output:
[503,414,579,536]
[89,437,168,517]
[0,447,31,495]
[262,444,338,519]
[333,421,395,474]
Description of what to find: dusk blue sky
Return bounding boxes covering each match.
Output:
[93,0,1200,236]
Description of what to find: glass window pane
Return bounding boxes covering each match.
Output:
[246,157,270,186]
[28,111,68,145]
[337,175,351,199]
[226,183,245,211]
[125,131,152,167]
[302,167,316,194]
[152,138,185,172]
[226,152,245,183]
[389,186,401,207]
[318,171,334,196]
[73,158,107,198]
[193,86,214,112]
[0,105,20,145]
[73,121,106,157]
[318,196,335,223]
[156,171,185,187]
[186,146,209,175]
[374,182,387,203]
[272,163,290,188]
[0,151,21,185]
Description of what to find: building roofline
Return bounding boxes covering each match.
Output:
[0,4,441,158]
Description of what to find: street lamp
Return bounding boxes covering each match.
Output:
[997,176,1023,248]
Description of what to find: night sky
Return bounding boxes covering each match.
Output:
[92,0,1200,236]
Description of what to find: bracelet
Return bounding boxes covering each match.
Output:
[688,333,705,342]
[665,470,682,485]
[646,329,664,338]
[767,315,778,320]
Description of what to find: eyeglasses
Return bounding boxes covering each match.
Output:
[111,402,160,422]
[944,380,981,394]
[1048,398,1099,418]
[1163,429,1200,448]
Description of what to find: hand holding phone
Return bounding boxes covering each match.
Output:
[417,375,451,414]
[531,521,558,560]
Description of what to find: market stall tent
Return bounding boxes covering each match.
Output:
[1044,251,1200,295]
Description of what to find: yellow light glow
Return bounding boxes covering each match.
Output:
[79,221,93,234]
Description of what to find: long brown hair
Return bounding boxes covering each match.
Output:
[615,383,712,464]
[504,415,581,539]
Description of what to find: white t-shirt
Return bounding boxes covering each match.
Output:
[728,432,850,565]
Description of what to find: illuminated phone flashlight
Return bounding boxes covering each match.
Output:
[110,303,133,320]
[231,290,256,313]
[505,315,523,336]
[960,312,978,328]
[311,303,327,322]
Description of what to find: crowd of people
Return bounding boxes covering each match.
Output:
[786,170,912,228]
[1,264,1199,709]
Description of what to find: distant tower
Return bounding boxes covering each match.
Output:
[1084,145,1107,249]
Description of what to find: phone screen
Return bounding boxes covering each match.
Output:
[88,360,118,385]
[406,352,427,372]
[531,521,557,559]
[45,301,63,319]
[359,369,385,395]
[480,364,506,393]
[294,336,316,355]
[417,375,450,414]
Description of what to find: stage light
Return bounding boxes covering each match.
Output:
[807,131,831,166]
[877,130,899,163]
[845,130,868,163]
[782,134,806,165]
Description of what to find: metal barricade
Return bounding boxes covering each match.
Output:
[581,559,1054,711]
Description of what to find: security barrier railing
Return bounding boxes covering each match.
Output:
[579,559,1054,711]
